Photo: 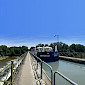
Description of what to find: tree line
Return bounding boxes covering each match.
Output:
[0,45,28,57]
[35,42,85,58]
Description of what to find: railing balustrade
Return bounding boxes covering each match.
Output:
[0,52,27,85]
[30,51,78,85]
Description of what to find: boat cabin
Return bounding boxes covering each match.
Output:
[36,46,53,52]
[31,46,59,62]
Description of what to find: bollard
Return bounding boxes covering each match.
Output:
[11,61,14,85]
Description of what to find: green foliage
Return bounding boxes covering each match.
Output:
[49,42,85,53]
[0,45,28,57]
[49,42,69,52]
[36,43,44,47]
[70,44,85,52]
[45,44,48,47]
[36,42,85,58]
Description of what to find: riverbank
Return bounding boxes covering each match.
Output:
[0,56,9,61]
[59,56,85,64]
[0,56,19,61]
[0,56,19,68]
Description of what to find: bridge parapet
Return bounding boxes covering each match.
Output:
[0,52,27,85]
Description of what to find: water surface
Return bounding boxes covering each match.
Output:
[43,60,85,85]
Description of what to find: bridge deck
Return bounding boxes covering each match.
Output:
[15,52,35,85]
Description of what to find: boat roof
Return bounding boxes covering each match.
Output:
[44,46,52,49]
[37,46,52,49]
[37,47,43,49]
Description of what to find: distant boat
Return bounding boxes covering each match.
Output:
[35,46,59,62]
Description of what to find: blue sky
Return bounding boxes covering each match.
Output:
[0,0,85,48]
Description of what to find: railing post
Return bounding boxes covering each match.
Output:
[54,72,56,85]
[41,62,42,79]
[36,56,38,70]
[51,70,53,85]
[30,52,54,85]
[11,61,13,85]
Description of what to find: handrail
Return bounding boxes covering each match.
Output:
[54,71,78,85]
[29,51,53,85]
[0,52,27,85]
[30,51,78,85]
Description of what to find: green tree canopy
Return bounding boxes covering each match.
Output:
[0,45,28,57]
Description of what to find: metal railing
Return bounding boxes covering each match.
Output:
[30,51,53,85]
[0,52,27,85]
[54,71,78,85]
[30,51,78,85]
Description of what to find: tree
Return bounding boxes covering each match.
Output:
[70,44,76,52]
[45,44,48,47]
[0,45,7,56]
[10,48,16,57]
[36,44,44,47]
[21,46,28,54]
[0,45,28,57]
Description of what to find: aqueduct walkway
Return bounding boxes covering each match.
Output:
[15,52,35,85]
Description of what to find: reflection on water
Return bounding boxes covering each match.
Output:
[43,60,85,85]
[47,61,59,71]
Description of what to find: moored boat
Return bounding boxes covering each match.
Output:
[36,46,59,62]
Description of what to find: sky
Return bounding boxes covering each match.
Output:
[0,0,85,48]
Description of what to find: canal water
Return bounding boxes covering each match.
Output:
[42,60,85,85]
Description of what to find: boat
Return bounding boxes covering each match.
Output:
[35,46,59,62]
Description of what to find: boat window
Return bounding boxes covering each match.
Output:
[36,47,53,52]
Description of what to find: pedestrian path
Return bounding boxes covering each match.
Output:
[16,52,35,85]
[14,52,51,85]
